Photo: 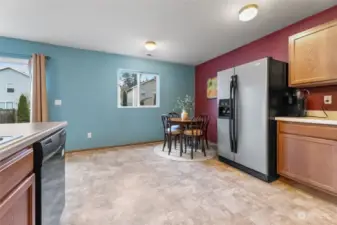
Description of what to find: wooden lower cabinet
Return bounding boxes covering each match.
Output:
[278,134,310,183]
[307,138,337,193]
[278,122,337,195]
[0,174,35,225]
[0,148,35,225]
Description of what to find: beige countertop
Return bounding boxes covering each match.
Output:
[275,117,337,126]
[0,122,68,161]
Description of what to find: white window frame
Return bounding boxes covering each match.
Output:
[117,69,160,108]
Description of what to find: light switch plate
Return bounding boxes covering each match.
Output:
[55,99,62,106]
[324,95,332,105]
[87,132,92,138]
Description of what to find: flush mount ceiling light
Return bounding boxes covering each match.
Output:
[239,4,259,22]
[145,41,157,51]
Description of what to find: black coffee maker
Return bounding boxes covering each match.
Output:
[285,89,308,117]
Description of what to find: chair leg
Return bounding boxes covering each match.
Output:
[162,135,167,151]
[180,135,183,157]
[202,137,206,157]
[174,136,177,149]
[168,135,172,155]
[205,134,209,149]
[191,137,194,159]
[184,137,187,153]
[187,136,189,153]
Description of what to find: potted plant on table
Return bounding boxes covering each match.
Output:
[175,95,194,120]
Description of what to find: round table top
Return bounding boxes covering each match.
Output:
[169,118,193,123]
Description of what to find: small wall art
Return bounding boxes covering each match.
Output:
[207,77,217,99]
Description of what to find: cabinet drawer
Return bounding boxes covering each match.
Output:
[0,148,33,201]
[279,122,337,141]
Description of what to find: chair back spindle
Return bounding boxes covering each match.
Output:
[168,112,180,118]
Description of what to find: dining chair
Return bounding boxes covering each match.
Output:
[161,114,182,155]
[168,112,180,130]
[183,116,207,159]
[200,114,210,149]
[186,114,210,149]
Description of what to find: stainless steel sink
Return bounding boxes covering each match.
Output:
[0,136,22,145]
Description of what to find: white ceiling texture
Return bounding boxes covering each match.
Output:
[0,0,336,65]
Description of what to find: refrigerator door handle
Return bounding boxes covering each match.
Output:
[232,76,238,153]
[229,79,234,152]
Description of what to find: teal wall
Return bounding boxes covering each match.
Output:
[0,37,195,151]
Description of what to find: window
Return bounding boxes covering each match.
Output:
[118,70,159,108]
[6,102,14,109]
[7,88,14,93]
[0,57,31,124]
[0,101,14,109]
[6,83,14,93]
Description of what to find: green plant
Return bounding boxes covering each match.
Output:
[17,94,30,123]
[174,94,194,113]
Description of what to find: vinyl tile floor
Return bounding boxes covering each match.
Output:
[61,143,337,225]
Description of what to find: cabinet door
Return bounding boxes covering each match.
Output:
[289,19,337,87]
[306,137,337,193]
[278,133,337,194]
[0,174,35,225]
[277,133,309,183]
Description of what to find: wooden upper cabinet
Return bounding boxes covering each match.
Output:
[289,19,337,87]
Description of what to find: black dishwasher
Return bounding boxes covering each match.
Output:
[33,129,66,225]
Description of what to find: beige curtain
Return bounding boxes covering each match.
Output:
[32,54,48,122]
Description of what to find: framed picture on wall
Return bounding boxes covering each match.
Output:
[207,77,217,99]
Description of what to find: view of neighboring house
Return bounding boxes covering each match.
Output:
[126,77,157,106]
[0,67,31,109]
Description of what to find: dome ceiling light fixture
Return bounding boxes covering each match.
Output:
[239,4,259,22]
[145,41,157,51]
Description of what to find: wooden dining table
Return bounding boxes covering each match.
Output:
[168,117,203,130]
[169,117,193,125]
[168,117,202,131]
[169,117,201,144]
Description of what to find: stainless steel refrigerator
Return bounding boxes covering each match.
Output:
[217,57,289,182]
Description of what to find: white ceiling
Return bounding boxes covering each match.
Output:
[0,0,336,65]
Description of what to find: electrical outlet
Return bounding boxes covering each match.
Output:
[324,95,332,105]
[87,132,92,138]
[55,99,62,106]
